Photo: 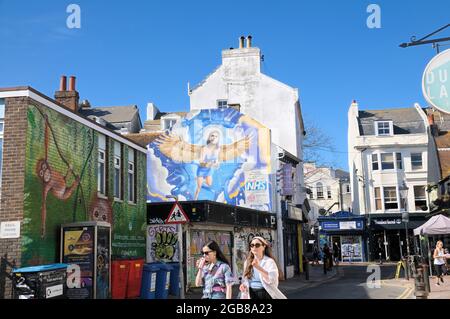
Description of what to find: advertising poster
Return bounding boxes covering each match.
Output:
[62,226,94,299]
[147,108,272,211]
[341,236,363,262]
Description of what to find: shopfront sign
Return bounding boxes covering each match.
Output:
[423,49,450,113]
[373,218,402,226]
[320,220,363,231]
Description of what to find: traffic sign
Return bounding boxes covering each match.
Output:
[165,202,189,224]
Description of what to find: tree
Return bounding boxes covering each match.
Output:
[303,120,336,166]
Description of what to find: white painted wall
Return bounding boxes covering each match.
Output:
[189,46,301,160]
[347,101,438,216]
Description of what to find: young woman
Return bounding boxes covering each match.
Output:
[195,240,235,299]
[433,240,447,286]
[239,236,287,299]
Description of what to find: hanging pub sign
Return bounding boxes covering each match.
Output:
[422,49,450,113]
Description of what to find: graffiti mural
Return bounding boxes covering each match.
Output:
[22,104,146,266]
[146,225,179,263]
[234,227,275,277]
[187,229,232,287]
[147,108,272,211]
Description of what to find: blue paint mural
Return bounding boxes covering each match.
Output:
[147,108,272,211]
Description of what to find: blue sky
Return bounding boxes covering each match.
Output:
[1,0,449,170]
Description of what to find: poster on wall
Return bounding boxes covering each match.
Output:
[341,236,362,262]
[62,226,95,299]
[147,108,272,211]
[146,224,179,263]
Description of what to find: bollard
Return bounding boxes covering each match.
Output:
[413,267,428,299]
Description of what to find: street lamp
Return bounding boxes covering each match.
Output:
[165,195,185,299]
[399,182,410,257]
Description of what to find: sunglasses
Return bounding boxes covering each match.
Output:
[202,251,213,255]
[250,243,263,248]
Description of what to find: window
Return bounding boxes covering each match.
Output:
[411,153,423,170]
[217,100,228,108]
[113,142,122,200]
[381,153,394,170]
[414,186,427,211]
[376,121,392,136]
[309,190,314,199]
[327,186,332,199]
[374,187,382,210]
[396,153,403,170]
[346,184,350,193]
[128,149,135,203]
[372,154,379,171]
[163,119,177,130]
[98,135,106,195]
[384,187,398,209]
[317,182,324,199]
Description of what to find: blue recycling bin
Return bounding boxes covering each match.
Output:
[140,264,160,299]
[155,263,172,299]
[167,262,180,297]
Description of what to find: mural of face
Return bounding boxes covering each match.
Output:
[89,197,113,225]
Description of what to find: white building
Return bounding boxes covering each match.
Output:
[347,100,439,261]
[188,36,308,277]
[304,162,352,226]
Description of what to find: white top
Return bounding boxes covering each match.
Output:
[242,256,287,299]
[434,248,445,265]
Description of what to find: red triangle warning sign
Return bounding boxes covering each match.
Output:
[165,202,190,224]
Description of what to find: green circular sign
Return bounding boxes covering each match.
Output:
[422,49,450,113]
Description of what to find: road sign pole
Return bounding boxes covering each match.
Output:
[178,223,185,299]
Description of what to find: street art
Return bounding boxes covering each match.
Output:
[187,230,232,287]
[147,108,272,211]
[23,104,146,266]
[147,225,179,263]
[234,228,274,277]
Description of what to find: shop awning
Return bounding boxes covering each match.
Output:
[414,214,450,236]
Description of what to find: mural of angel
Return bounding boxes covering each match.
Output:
[154,130,252,200]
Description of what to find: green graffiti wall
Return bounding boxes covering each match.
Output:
[22,104,146,266]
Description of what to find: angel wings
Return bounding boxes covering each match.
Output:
[154,133,252,163]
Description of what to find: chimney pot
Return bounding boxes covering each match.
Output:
[246,35,252,48]
[239,36,245,49]
[352,99,357,104]
[428,114,435,125]
[60,76,67,91]
[69,76,76,91]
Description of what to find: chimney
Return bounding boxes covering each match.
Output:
[246,35,252,48]
[428,113,440,137]
[55,75,79,112]
[239,36,245,49]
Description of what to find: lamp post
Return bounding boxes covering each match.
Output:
[399,182,410,257]
[166,195,185,299]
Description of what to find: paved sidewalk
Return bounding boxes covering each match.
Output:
[184,262,339,299]
[383,275,450,299]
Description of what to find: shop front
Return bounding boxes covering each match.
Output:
[318,211,366,262]
[367,213,428,262]
[147,201,277,290]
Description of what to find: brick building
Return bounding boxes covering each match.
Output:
[0,77,147,298]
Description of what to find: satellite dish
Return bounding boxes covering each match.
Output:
[319,208,327,216]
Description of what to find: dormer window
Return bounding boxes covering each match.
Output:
[161,116,179,130]
[375,121,393,136]
[217,100,228,109]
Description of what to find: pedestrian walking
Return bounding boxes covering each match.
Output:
[239,236,287,299]
[195,240,235,299]
[333,242,340,266]
[323,244,332,273]
[433,240,448,286]
[313,245,320,265]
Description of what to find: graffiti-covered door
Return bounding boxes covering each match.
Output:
[188,229,232,287]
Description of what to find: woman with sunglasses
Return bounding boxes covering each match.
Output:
[195,240,235,299]
[239,236,287,299]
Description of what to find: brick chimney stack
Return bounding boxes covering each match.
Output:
[55,75,79,112]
